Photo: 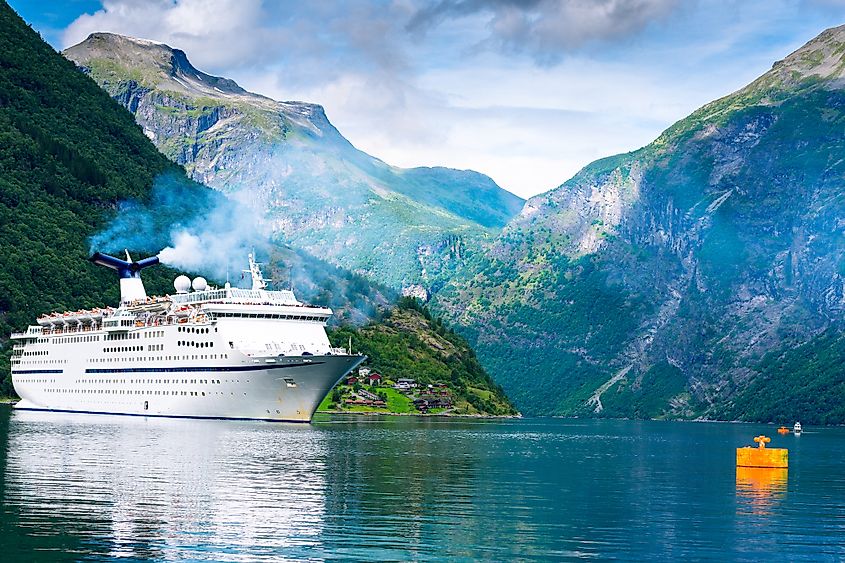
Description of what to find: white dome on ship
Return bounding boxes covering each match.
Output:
[191,277,208,291]
[174,275,191,293]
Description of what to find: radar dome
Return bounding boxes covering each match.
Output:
[173,275,191,294]
[192,277,208,291]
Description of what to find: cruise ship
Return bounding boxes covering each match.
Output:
[9,252,365,422]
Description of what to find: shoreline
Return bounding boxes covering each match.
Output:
[1,400,831,425]
[317,409,522,420]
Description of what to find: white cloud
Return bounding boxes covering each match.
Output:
[63,0,273,69]
[408,0,681,64]
[58,0,845,198]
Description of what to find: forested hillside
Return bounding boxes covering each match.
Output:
[0,1,206,394]
[327,298,517,416]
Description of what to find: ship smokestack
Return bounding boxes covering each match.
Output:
[89,251,160,304]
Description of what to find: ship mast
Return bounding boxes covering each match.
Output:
[243,253,271,291]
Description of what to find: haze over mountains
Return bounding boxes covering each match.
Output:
[64,33,525,288]
[61,23,845,422]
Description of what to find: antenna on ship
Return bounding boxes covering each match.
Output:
[243,252,272,291]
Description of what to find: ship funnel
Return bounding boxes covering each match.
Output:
[89,251,160,304]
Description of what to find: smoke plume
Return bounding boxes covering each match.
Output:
[88,173,394,322]
[89,173,269,283]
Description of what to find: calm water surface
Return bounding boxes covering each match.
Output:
[0,407,843,561]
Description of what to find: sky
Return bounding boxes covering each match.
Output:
[11,0,845,199]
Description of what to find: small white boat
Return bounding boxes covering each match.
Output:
[793,421,802,434]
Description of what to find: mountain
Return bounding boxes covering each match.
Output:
[63,33,525,288]
[324,297,517,416]
[0,2,398,397]
[434,24,845,422]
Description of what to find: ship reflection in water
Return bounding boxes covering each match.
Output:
[735,467,788,516]
[3,410,328,560]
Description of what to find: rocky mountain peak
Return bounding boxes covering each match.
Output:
[765,23,845,87]
[64,32,322,115]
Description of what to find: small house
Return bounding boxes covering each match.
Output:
[394,378,417,391]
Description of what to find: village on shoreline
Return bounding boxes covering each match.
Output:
[317,366,520,418]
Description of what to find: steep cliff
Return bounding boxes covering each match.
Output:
[64,33,524,288]
[435,24,845,422]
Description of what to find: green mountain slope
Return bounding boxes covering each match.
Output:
[434,24,845,421]
[324,298,517,416]
[0,1,205,394]
[63,33,525,287]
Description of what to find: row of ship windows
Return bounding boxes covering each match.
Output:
[105,346,143,353]
[21,350,47,356]
[75,378,226,385]
[87,355,229,363]
[54,335,101,344]
[45,388,209,396]
[29,328,202,346]
[15,379,56,384]
[178,341,213,348]
[178,326,211,334]
[106,332,140,341]
[216,312,325,321]
[104,343,211,352]
[17,376,295,388]
[27,332,159,345]
[11,360,66,365]
[43,389,249,397]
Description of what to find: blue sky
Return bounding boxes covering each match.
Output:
[11,0,845,198]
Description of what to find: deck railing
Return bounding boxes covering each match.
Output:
[170,288,301,306]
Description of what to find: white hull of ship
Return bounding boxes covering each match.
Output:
[13,355,363,422]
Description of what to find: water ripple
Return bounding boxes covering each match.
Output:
[1,411,845,560]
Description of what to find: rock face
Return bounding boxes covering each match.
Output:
[64,33,524,288]
[434,24,845,421]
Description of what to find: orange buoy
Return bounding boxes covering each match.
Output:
[777,426,790,435]
[736,435,788,468]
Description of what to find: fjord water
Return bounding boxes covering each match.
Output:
[0,408,843,561]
